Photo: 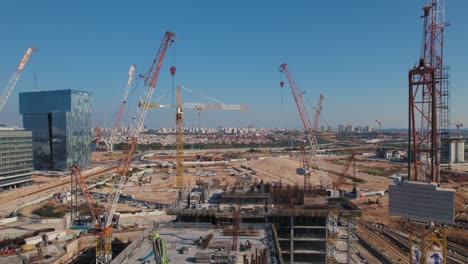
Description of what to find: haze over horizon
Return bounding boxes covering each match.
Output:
[1,0,467,130]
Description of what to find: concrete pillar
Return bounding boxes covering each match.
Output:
[291,216,294,264]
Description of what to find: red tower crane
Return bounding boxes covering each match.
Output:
[333,154,355,190]
[95,31,176,264]
[0,47,36,112]
[279,63,329,188]
[118,31,176,176]
[405,2,452,263]
[71,165,100,224]
[409,0,447,183]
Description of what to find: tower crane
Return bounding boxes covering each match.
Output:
[375,119,383,132]
[279,63,330,189]
[139,102,248,112]
[139,88,248,202]
[109,65,136,152]
[93,126,111,151]
[175,85,184,191]
[313,94,324,132]
[333,154,356,191]
[71,165,100,225]
[0,47,36,112]
[94,31,176,264]
[139,86,249,128]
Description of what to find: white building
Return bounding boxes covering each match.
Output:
[449,138,464,164]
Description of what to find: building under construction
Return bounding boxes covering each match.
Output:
[163,182,361,264]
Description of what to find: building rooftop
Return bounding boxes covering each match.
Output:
[0,125,25,131]
[19,89,92,114]
[121,227,271,264]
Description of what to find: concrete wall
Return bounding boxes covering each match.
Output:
[0,255,27,264]
[111,224,153,264]
[119,210,164,218]
[40,218,63,224]
[51,229,145,264]
[389,181,455,224]
[53,236,95,264]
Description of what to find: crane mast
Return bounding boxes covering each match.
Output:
[139,90,248,199]
[95,31,175,264]
[175,85,184,190]
[279,63,329,188]
[109,65,136,152]
[0,47,36,112]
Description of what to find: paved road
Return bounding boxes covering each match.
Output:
[0,165,116,218]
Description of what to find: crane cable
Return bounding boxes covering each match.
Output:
[181,86,224,104]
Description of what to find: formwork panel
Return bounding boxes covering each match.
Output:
[388,181,454,224]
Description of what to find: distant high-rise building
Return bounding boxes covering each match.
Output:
[338,124,344,133]
[19,90,92,171]
[345,124,353,132]
[364,126,373,132]
[0,126,34,191]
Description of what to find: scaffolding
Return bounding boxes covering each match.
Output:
[438,66,451,168]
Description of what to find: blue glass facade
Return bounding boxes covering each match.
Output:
[19,90,92,171]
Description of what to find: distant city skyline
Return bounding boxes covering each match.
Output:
[0,1,467,129]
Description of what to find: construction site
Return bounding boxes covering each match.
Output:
[0,1,467,264]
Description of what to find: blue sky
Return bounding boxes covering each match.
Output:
[0,0,467,129]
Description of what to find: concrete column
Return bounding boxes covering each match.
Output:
[325,217,329,264]
[291,216,294,264]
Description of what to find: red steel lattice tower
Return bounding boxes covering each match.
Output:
[409,0,448,183]
[279,63,329,188]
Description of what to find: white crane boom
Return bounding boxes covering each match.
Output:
[109,65,136,151]
[106,174,125,227]
[0,47,36,112]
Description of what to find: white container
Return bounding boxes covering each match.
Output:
[24,235,43,245]
[45,231,66,241]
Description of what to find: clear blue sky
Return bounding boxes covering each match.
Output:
[0,0,467,129]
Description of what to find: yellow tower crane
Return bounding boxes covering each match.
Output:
[139,87,248,204]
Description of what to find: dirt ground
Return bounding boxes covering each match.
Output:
[244,155,398,191]
[245,155,467,243]
[245,157,315,186]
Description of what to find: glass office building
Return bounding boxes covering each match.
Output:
[19,90,92,171]
[0,126,34,191]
